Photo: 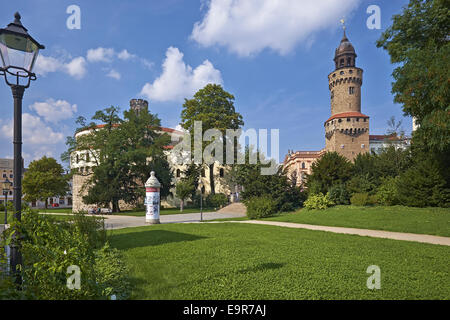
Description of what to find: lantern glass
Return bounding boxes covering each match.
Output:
[0,33,39,74]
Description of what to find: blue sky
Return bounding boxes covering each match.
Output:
[0,0,411,167]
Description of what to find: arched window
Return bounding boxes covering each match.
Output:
[347,57,352,66]
[340,59,344,67]
[301,162,306,169]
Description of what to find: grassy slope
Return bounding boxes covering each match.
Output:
[109,223,450,300]
[264,206,450,237]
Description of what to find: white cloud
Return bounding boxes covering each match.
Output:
[29,99,77,123]
[34,55,87,79]
[191,0,361,56]
[1,113,64,146]
[86,47,115,62]
[106,69,121,80]
[117,49,136,60]
[64,57,87,79]
[141,47,222,102]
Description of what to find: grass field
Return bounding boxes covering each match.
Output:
[264,206,450,237]
[109,223,450,300]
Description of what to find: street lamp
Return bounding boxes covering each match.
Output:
[0,12,44,284]
[199,182,203,222]
[2,178,13,225]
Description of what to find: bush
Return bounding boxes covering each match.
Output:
[328,184,350,205]
[206,193,228,208]
[376,176,399,205]
[350,193,369,206]
[246,196,278,219]
[304,193,334,210]
[1,210,130,299]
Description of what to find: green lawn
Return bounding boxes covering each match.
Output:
[264,206,450,237]
[109,223,450,300]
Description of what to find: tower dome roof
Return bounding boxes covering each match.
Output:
[335,31,356,57]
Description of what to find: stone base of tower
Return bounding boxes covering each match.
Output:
[324,112,370,161]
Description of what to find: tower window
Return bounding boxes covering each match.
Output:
[340,59,344,67]
[364,118,367,122]
[349,87,355,94]
[340,71,344,75]
[347,57,352,66]
[349,69,353,74]
[347,118,350,122]
[302,162,306,169]
[356,118,359,122]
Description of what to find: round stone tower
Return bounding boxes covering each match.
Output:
[324,30,369,161]
[130,99,148,115]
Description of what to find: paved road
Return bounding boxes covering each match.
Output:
[40,211,245,230]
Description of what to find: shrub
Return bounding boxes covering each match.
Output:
[304,193,334,210]
[328,184,350,205]
[246,196,278,219]
[1,210,130,299]
[376,176,399,206]
[206,193,228,208]
[350,193,369,206]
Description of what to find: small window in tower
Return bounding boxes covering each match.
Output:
[349,69,353,74]
[340,59,344,67]
[356,118,359,122]
[361,144,365,148]
[349,87,355,94]
[347,118,350,122]
[340,71,344,75]
[338,119,342,123]
[341,144,345,149]
[364,118,367,122]
[302,162,306,169]
[347,57,352,66]
[333,73,336,77]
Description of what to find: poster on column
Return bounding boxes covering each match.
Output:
[146,189,160,220]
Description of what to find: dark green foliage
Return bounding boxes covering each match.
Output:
[1,210,130,299]
[245,195,278,219]
[328,184,350,205]
[376,176,400,206]
[377,0,450,153]
[347,173,378,195]
[234,147,305,212]
[306,152,352,194]
[396,158,450,207]
[206,193,228,208]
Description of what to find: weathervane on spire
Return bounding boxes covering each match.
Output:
[340,17,346,31]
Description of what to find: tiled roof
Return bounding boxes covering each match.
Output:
[325,112,369,123]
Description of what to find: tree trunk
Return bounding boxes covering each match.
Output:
[180,200,184,212]
[112,199,120,213]
[209,163,215,195]
[45,198,48,210]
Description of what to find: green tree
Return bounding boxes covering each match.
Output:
[22,156,69,209]
[64,106,172,212]
[175,179,195,212]
[305,152,352,194]
[180,84,244,194]
[233,147,305,212]
[376,0,450,153]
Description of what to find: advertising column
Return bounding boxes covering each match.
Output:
[145,171,161,224]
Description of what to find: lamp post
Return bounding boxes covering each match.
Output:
[199,182,203,222]
[0,12,44,284]
[2,178,13,225]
